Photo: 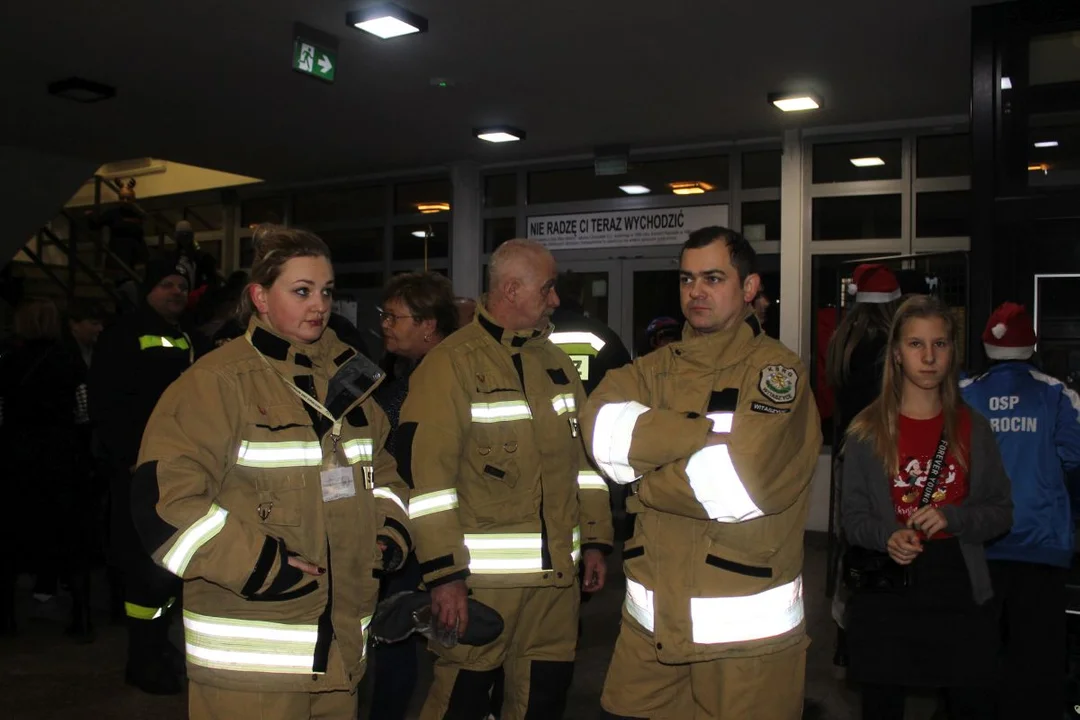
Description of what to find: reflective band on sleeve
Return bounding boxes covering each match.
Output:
[684,444,764,522]
[571,526,581,564]
[361,614,373,659]
[184,610,319,675]
[464,533,545,573]
[408,489,459,519]
[139,335,191,351]
[576,470,609,491]
[470,401,533,423]
[373,487,408,515]
[624,577,655,632]
[706,412,734,434]
[162,504,229,577]
[236,441,323,468]
[550,332,606,353]
[690,576,804,644]
[551,393,577,416]
[125,601,167,620]
[342,438,374,464]
[592,401,649,485]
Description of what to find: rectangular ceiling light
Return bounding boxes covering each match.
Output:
[475,127,524,143]
[1001,76,1013,90]
[347,4,428,39]
[1033,140,1059,148]
[669,181,714,196]
[619,184,651,195]
[411,230,428,238]
[769,93,821,112]
[850,157,885,167]
[415,202,450,214]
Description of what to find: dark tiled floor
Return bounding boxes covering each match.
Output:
[1,533,943,719]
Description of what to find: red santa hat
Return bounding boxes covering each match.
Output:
[847,264,900,304]
[982,302,1036,360]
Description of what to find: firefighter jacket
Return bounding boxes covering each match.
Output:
[132,319,412,693]
[89,303,207,471]
[582,313,822,664]
[397,303,614,591]
[550,306,631,395]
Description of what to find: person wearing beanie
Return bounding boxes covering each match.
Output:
[960,302,1080,718]
[87,253,209,695]
[824,263,902,668]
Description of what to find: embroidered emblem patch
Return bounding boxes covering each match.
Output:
[759,365,798,404]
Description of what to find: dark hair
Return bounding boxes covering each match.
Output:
[680,226,757,283]
[239,225,330,323]
[382,272,458,339]
[65,299,104,323]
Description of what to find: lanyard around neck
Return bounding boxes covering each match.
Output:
[246,332,343,439]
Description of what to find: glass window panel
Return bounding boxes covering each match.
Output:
[812,195,902,240]
[812,140,902,183]
[1030,31,1080,86]
[1029,112,1080,189]
[240,197,285,227]
[916,191,970,237]
[741,200,780,241]
[294,186,384,225]
[741,150,782,189]
[395,179,452,216]
[394,223,449,261]
[484,174,517,208]
[239,236,255,268]
[320,227,384,263]
[528,156,729,204]
[484,218,517,253]
[916,135,970,178]
[197,239,222,269]
[335,271,384,289]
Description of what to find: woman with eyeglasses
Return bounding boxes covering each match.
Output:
[841,295,1012,719]
[367,271,460,720]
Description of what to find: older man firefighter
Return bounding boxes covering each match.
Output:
[396,238,613,720]
[582,226,822,719]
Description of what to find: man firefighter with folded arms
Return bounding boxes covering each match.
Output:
[583,226,822,719]
[397,238,613,720]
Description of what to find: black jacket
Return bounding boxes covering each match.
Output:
[550,306,631,395]
[88,304,206,470]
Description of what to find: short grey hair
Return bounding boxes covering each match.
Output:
[488,238,548,289]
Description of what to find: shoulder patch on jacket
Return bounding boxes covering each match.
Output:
[750,401,790,415]
[759,365,798,404]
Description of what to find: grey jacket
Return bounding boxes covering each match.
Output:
[841,410,1013,604]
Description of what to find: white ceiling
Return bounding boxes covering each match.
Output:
[0,0,991,183]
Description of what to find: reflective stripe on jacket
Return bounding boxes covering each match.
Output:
[133,319,412,693]
[582,313,822,663]
[398,303,613,590]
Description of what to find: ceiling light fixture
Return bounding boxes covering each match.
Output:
[1001,76,1013,90]
[346,4,428,39]
[1028,163,1049,173]
[415,202,450,214]
[47,77,116,104]
[669,181,715,196]
[619,184,651,195]
[475,127,525,143]
[769,92,822,112]
[850,157,886,167]
[1033,141,1059,148]
[411,230,428,238]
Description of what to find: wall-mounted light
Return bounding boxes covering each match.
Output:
[346,4,428,39]
[850,157,885,167]
[619,184,650,195]
[768,92,822,112]
[47,77,116,104]
[475,127,525,143]
[669,181,715,196]
[1027,163,1049,174]
[416,202,450,214]
[411,230,428,238]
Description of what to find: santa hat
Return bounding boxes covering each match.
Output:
[847,264,900,304]
[982,302,1036,360]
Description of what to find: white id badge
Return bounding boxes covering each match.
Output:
[320,466,356,502]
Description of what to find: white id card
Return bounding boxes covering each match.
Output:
[320,466,356,502]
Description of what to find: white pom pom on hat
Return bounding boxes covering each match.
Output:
[991,323,1007,339]
[847,283,858,296]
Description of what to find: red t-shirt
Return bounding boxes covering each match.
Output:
[891,408,971,537]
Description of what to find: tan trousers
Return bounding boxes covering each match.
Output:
[188,680,358,720]
[600,621,809,720]
[420,584,579,720]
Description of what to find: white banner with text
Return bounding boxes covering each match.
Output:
[527,204,729,250]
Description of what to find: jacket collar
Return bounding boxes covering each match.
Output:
[475,298,553,350]
[246,317,335,372]
[668,309,762,369]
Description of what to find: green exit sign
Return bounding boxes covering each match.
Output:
[293,39,336,82]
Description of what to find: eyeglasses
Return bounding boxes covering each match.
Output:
[376,306,417,325]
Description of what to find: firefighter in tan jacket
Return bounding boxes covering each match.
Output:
[582,227,822,720]
[132,227,412,720]
[397,239,613,720]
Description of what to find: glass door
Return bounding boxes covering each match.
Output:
[1034,273,1080,391]
[554,257,623,333]
[622,257,682,357]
